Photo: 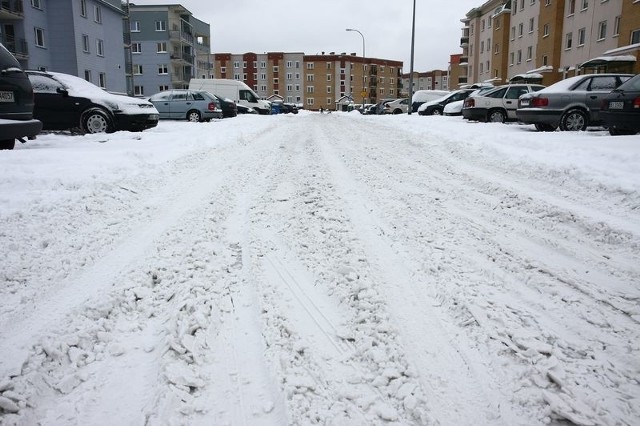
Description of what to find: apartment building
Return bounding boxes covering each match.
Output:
[401,70,449,95]
[448,53,466,88]
[212,52,305,104]
[302,52,402,110]
[212,51,402,110]
[460,0,639,87]
[128,3,211,96]
[0,0,128,92]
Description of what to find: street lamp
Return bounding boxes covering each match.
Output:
[407,0,416,115]
[346,28,366,110]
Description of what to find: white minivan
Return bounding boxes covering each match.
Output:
[188,78,271,114]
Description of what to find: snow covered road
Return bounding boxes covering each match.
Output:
[1,112,639,425]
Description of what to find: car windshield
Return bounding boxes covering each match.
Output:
[47,71,109,97]
[616,75,640,91]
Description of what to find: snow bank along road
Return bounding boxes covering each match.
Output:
[0,113,638,425]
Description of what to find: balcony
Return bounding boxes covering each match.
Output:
[369,67,377,76]
[0,0,23,19]
[170,51,194,65]
[0,34,27,59]
[460,36,469,46]
[169,30,194,45]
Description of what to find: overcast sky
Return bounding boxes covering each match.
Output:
[130,0,480,71]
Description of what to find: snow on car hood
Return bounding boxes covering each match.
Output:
[48,71,157,113]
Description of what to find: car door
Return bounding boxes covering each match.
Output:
[28,73,83,129]
[168,91,189,119]
[585,76,625,122]
[503,86,530,119]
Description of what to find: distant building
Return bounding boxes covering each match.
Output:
[212,51,403,110]
[0,0,128,92]
[401,69,448,96]
[128,3,211,96]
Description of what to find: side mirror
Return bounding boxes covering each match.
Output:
[56,87,69,97]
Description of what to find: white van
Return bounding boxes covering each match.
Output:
[188,78,271,114]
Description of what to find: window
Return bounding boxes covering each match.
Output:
[132,42,141,54]
[520,0,525,9]
[543,23,550,37]
[306,74,314,82]
[260,73,266,80]
[94,5,102,23]
[327,86,331,93]
[531,0,536,4]
[545,0,551,5]
[480,41,485,53]
[233,73,240,80]
[566,32,573,49]
[286,61,293,68]
[542,55,548,66]
[581,0,588,9]
[242,61,247,68]
[306,98,314,106]
[131,21,140,32]
[480,62,484,73]
[82,34,90,53]
[578,27,586,45]
[157,42,167,53]
[253,61,257,68]
[613,16,620,36]
[306,86,314,93]
[159,85,169,92]
[242,73,247,80]
[632,29,640,45]
[568,0,575,14]
[510,52,515,65]
[529,18,535,33]
[286,72,293,80]
[134,86,144,96]
[597,21,607,40]
[527,46,533,60]
[98,73,106,89]
[233,61,240,69]
[326,62,331,69]
[307,63,314,70]
[518,23,524,37]
[220,67,226,73]
[34,27,45,47]
[96,39,104,57]
[155,21,166,31]
[327,74,331,81]
[494,43,500,54]
[260,61,266,68]
[273,66,279,72]
[158,64,168,74]
[517,49,522,64]
[133,64,143,75]
[511,26,516,40]
[84,70,91,82]
[80,0,87,17]
[31,0,41,9]
[481,19,486,32]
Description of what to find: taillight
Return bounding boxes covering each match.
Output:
[634,97,640,109]
[601,99,608,110]
[208,102,217,111]
[531,97,549,107]
[464,98,475,108]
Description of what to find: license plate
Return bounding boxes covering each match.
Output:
[0,91,15,103]
[520,99,530,107]
[609,101,624,109]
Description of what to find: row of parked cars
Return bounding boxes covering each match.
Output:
[1,43,279,150]
[377,72,639,136]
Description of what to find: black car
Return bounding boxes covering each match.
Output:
[0,43,42,150]
[600,74,640,135]
[418,89,475,116]
[26,70,158,134]
[214,94,237,118]
[236,104,257,114]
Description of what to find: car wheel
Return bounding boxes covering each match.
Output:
[393,109,402,115]
[431,108,443,116]
[187,110,201,122]
[82,108,113,134]
[487,109,506,123]
[560,109,587,131]
[534,123,557,132]
[0,139,15,150]
[608,127,637,136]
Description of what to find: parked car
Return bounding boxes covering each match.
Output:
[26,70,158,133]
[600,74,640,135]
[384,98,409,114]
[271,101,298,114]
[516,73,633,131]
[411,89,450,112]
[0,43,42,149]
[463,83,545,123]
[418,89,475,116]
[214,94,237,118]
[236,104,257,114]
[148,89,223,122]
[443,100,464,116]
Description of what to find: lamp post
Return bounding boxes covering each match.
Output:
[346,28,366,110]
[407,0,416,114]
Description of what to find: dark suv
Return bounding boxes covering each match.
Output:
[0,43,42,150]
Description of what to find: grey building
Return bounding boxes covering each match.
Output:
[128,3,211,97]
[0,0,128,92]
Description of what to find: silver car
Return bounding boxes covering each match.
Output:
[149,89,223,122]
[516,73,633,131]
[462,83,545,123]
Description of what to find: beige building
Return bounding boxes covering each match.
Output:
[459,0,640,87]
[401,70,449,95]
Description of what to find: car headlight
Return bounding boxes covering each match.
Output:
[104,101,121,112]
